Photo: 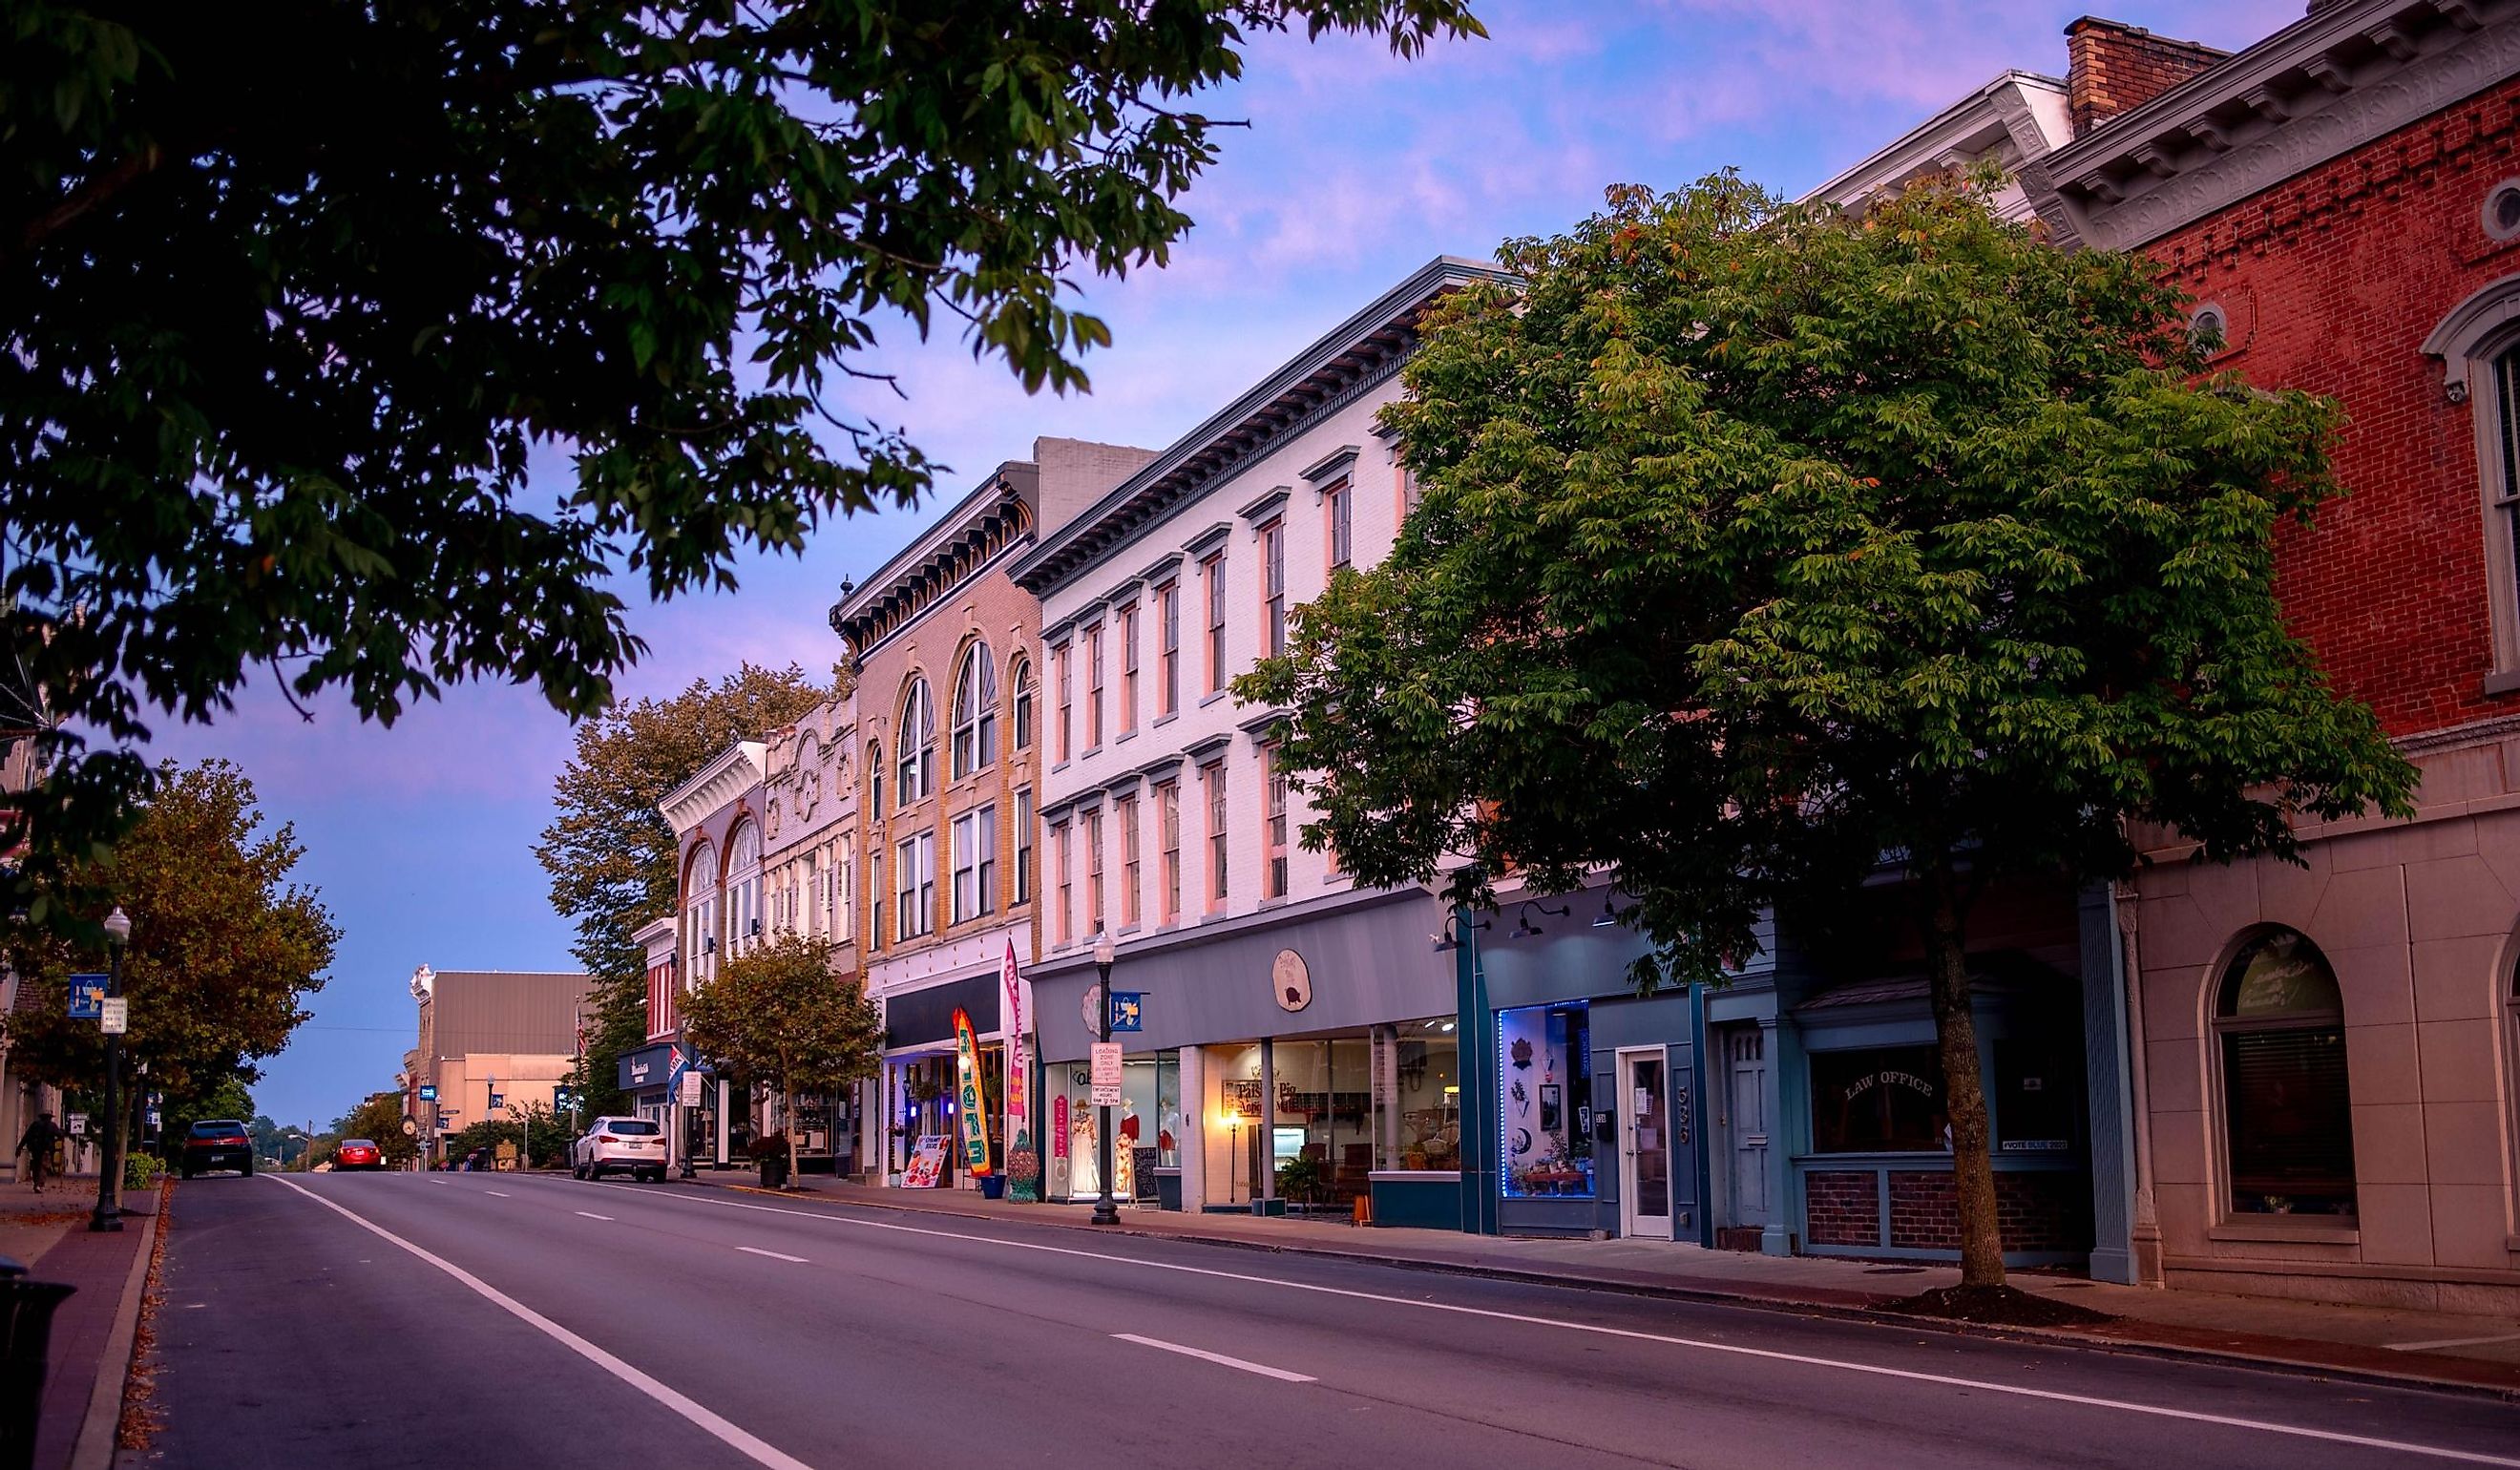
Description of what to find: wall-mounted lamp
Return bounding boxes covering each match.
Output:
[1591,894,1626,929]
[1509,901,1570,939]
[1431,913,1491,954]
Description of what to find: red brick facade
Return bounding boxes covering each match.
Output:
[1889,1171,2090,1254]
[1804,1171,1880,1247]
[2142,74,2520,740]
[2065,18,2225,137]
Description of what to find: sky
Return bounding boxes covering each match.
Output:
[153,0,2303,1130]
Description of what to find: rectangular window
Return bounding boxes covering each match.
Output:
[1054,642,1073,763]
[949,808,997,923]
[975,804,997,918]
[1809,1046,1944,1154]
[1119,602,1140,736]
[1157,581,1180,717]
[1202,554,1226,695]
[1264,745,1289,900]
[2223,1026,2356,1216]
[1325,478,1352,571]
[869,850,884,952]
[1202,760,1227,911]
[894,831,934,941]
[1052,821,1073,945]
[1499,1003,1593,1198]
[1260,518,1287,659]
[1014,788,1033,905]
[1084,622,1105,750]
[1119,793,1142,928]
[1157,779,1182,924]
[1084,808,1105,935]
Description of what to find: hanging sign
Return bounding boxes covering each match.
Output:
[951,1007,993,1177]
[1108,992,1144,1033]
[1000,940,1029,1165]
[68,974,106,1018]
[678,1071,704,1106]
[99,997,129,1035]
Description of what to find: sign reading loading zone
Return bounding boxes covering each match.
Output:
[1089,1043,1124,1107]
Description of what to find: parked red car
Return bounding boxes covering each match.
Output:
[335,1138,382,1170]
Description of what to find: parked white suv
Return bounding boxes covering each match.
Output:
[572,1116,668,1182]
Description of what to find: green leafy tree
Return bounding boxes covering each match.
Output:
[2,760,338,1155]
[1242,174,2417,1294]
[538,663,835,1118]
[334,1090,420,1167]
[0,0,1483,918]
[681,932,880,1185]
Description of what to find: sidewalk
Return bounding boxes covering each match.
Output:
[1,1176,160,1470]
[688,1173,2520,1397]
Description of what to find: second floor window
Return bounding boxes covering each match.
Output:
[1014,788,1034,904]
[1054,643,1073,763]
[1157,779,1181,924]
[1260,518,1287,659]
[1202,760,1227,911]
[951,806,998,923]
[1157,580,1181,716]
[869,849,884,952]
[899,679,935,802]
[952,642,998,780]
[1119,793,1142,928]
[1084,808,1105,934]
[1264,745,1290,900]
[1053,820,1074,944]
[896,830,934,940]
[1203,554,1226,695]
[1012,656,1036,752]
[1325,478,1352,571]
[1119,602,1140,736]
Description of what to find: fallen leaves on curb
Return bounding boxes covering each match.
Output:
[116,1180,174,1451]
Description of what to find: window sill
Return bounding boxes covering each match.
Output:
[2207,1220,2360,1246]
[1153,711,1180,728]
[2485,668,2520,697]
[1081,746,1102,761]
[1051,760,1070,774]
[1115,729,1138,745]
[1199,691,1229,708]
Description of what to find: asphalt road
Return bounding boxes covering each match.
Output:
[137,1171,2520,1470]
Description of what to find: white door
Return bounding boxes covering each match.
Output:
[1619,1049,1674,1240]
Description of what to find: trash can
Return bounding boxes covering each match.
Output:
[0,1255,77,1470]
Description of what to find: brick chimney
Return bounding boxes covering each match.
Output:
[2064,17,2227,136]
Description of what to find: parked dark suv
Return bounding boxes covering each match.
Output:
[181,1120,254,1179]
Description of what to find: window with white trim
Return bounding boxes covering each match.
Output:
[951,805,998,924]
[895,830,934,940]
[1013,788,1033,905]
[898,679,935,801]
[952,642,998,780]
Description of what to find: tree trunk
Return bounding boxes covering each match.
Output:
[1922,858,2006,1289]
[783,1079,799,1188]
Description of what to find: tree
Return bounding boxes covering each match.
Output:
[445,1100,573,1171]
[2,760,338,1146]
[1242,174,2417,1299]
[537,662,835,1118]
[680,932,880,1185]
[0,0,1483,916]
[335,1091,420,1168]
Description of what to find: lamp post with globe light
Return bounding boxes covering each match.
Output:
[90,906,131,1232]
[1091,930,1119,1227]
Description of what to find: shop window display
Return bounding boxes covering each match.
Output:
[1053,1050,1178,1203]
[1810,1045,1945,1154]
[1379,1018,1460,1171]
[1499,1004,1592,1197]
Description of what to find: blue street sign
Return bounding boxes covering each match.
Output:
[1109,991,1144,1032]
[488,1092,504,1110]
[419,1084,437,1102]
[68,974,106,1018]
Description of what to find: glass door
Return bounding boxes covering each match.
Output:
[1619,1049,1673,1240]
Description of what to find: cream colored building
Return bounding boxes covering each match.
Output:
[409,966,592,1166]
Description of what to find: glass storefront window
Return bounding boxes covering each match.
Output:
[1049,1049,1177,1203]
[1379,1018,1460,1171]
[1809,1045,1945,1153]
[1500,1003,1592,1198]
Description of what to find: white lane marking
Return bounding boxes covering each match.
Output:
[575,1211,615,1222]
[737,1246,808,1263]
[577,1181,2520,1470]
[427,1178,451,1186]
[1113,1333,1315,1383]
[2387,1333,2520,1353]
[264,1176,814,1470]
[483,1190,511,1198]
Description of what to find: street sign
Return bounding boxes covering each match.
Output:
[68,974,106,1018]
[67,1113,87,1136]
[419,1083,437,1102]
[678,1071,704,1106]
[400,1116,419,1136]
[99,996,128,1035]
[487,1092,504,1110]
[1088,1042,1124,1106]
[1108,991,1144,1032]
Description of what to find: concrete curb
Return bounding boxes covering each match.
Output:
[69,1188,160,1470]
[693,1179,2520,1404]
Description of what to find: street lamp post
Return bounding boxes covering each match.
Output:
[90,906,131,1233]
[1090,931,1119,1227]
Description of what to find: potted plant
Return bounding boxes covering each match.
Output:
[748,1132,792,1189]
[1274,1153,1325,1211]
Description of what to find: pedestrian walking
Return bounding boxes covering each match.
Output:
[17,1110,63,1193]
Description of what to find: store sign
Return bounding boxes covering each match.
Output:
[419,1084,438,1102]
[1000,940,1028,1159]
[951,1007,992,1177]
[1052,1094,1069,1158]
[1088,1042,1124,1106]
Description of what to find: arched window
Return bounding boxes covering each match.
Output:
[897,679,934,802]
[952,641,998,780]
[869,741,884,817]
[725,820,764,956]
[2216,928,2355,1219]
[1011,656,1035,752]
[683,840,718,987]
[2423,273,2520,683]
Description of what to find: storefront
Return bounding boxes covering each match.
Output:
[1029,888,1459,1223]
[878,971,1009,1189]
[617,1042,675,1135]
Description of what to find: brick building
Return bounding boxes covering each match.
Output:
[1820,1,2520,1307]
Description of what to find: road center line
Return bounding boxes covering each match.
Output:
[576,1211,615,1222]
[263,1176,814,1470]
[1113,1333,1315,1383]
[483,1190,510,1198]
[737,1246,808,1263]
[578,1181,2520,1469]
